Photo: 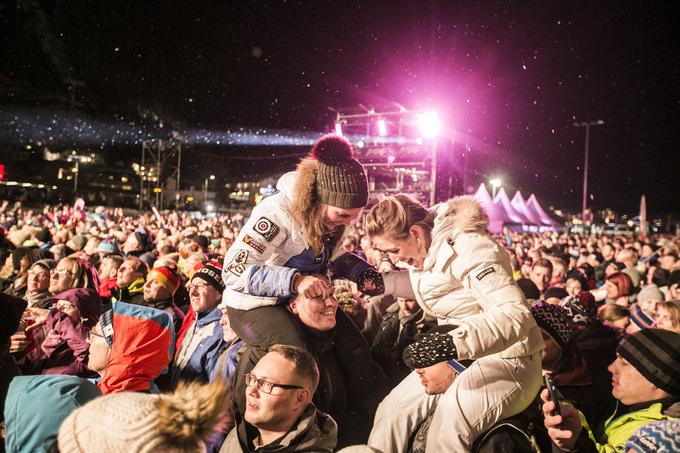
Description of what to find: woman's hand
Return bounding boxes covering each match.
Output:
[294,275,332,299]
[540,388,582,451]
[26,308,49,331]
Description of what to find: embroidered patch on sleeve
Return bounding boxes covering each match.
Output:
[227,249,249,276]
[243,234,266,254]
[476,266,496,281]
[253,217,281,242]
[233,249,249,264]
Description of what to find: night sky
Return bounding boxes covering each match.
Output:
[1,1,679,215]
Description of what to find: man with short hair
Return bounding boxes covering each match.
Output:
[98,254,124,307]
[617,248,642,289]
[400,330,532,453]
[231,276,388,448]
[171,262,225,387]
[542,328,680,452]
[220,345,337,452]
[530,258,553,294]
[111,256,147,305]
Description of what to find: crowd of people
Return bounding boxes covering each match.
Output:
[0,134,679,452]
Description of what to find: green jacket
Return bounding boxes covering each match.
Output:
[577,400,678,453]
[111,277,145,304]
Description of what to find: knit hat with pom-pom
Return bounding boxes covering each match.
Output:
[311,134,368,209]
[57,380,230,453]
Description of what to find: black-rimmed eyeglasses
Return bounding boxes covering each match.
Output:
[244,373,303,394]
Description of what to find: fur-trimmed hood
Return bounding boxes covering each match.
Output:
[431,195,488,236]
[277,157,318,219]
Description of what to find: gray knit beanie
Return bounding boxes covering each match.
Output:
[310,134,369,209]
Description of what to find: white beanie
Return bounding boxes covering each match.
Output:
[57,380,229,453]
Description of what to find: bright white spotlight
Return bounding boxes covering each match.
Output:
[377,119,387,136]
[490,178,502,189]
[356,140,365,148]
[417,111,441,138]
[335,123,344,137]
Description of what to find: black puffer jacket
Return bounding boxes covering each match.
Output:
[231,306,389,449]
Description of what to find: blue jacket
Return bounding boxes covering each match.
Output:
[171,307,225,386]
[4,375,100,453]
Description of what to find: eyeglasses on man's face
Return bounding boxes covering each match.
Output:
[244,373,303,394]
[186,282,210,291]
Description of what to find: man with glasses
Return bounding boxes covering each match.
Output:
[220,344,337,452]
[171,262,225,387]
[231,275,388,448]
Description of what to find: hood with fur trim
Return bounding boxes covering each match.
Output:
[431,195,487,236]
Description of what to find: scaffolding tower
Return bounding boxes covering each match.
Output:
[139,138,182,210]
[332,106,447,206]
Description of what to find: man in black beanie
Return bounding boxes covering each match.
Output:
[542,328,680,452]
[401,327,534,453]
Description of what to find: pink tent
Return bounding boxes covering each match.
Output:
[473,183,506,233]
[493,187,527,224]
[526,194,558,226]
[511,191,542,225]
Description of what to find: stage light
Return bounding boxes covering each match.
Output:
[417,111,441,139]
[387,153,396,164]
[377,119,387,136]
[335,123,344,137]
[356,140,365,148]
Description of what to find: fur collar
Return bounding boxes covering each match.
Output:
[290,158,318,218]
[432,195,487,235]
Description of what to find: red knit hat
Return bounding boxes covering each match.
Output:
[147,264,181,295]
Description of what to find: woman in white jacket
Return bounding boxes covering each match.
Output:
[364,194,543,452]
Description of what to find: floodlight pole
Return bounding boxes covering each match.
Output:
[574,120,604,223]
[429,140,437,206]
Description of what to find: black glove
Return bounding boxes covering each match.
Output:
[357,268,385,296]
[330,253,384,296]
[402,332,457,369]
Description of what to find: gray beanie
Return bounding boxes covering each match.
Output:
[310,134,369,209]
[637,284,665,304]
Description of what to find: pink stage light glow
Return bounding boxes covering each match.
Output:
[335,123,343,136]
[377,119,387,136]
[417,111,441,138]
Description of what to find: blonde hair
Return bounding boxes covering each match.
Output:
[656,300,680,331]
[364,194,434,241]
[598,304,630,322]
[59,256,88,289]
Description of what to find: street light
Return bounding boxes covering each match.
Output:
[203,174,215,207]
[490,178,502,198]
[574,119,605,223]
[66,154,92,193]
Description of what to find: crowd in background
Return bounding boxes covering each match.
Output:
[0,193,679,453]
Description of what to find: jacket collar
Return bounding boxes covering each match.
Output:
[195,307,222,327]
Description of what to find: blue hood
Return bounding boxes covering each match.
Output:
[4,375,100,453]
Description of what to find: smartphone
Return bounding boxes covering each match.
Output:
[544,374,562,418]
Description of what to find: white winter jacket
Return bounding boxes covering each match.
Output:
[220,172,347,310]
[383,196,543,360]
